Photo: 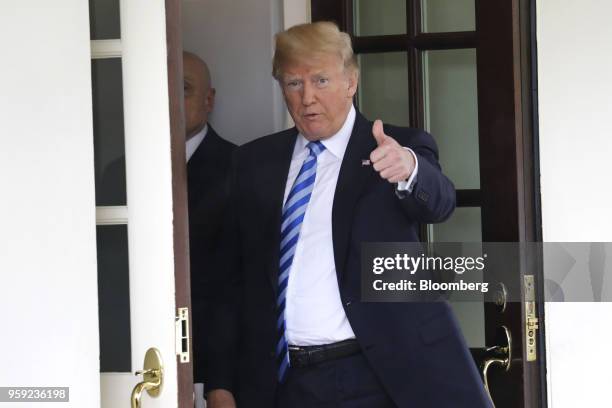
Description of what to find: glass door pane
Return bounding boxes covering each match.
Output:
[358,52,410,126]
[92,58,127,206]
[423,49,479,189]
[89,0,121,39]
[421,0,475,33]
[353,0,407,36]
[97,225,131,372]
[430,207,481,242]
[429,208,485,348]
[423,49,483,349]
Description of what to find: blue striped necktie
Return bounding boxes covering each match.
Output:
[276,140,326,383]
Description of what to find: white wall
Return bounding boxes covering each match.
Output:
[283,0,311,29]
[0,1,100,406]
[537,0,612,406]
[182,0,287,145]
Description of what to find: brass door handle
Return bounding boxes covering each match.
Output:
[482,326,511,408]
[131,348,164,408]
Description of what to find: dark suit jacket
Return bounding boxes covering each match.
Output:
[99,126,235,384]
[206,112,491,407]
[187,128,236,383]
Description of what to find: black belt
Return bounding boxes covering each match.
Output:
[288,339,361,368]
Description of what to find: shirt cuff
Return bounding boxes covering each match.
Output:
[396,147,418,193]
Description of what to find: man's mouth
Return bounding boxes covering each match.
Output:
[303,113,320,120]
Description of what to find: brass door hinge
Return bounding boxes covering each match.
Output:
[524,275,539,362]
[175,307,190,363]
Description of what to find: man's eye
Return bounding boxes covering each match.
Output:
[316,78,329,87]
[286,81,301,89]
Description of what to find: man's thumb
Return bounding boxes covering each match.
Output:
[372,120,387,146]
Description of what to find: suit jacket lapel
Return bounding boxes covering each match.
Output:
[265,128,298,295]
[332,111,377,284]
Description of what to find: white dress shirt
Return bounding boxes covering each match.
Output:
[186,124,207,162]
[283,106,356,345]
[283,106,419,346]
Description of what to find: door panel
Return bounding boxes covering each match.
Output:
[92,0,187,406]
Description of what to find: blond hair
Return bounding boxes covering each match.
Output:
[272,21,358,79]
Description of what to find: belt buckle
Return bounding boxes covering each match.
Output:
[288,345,310,368]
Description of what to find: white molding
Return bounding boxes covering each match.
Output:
[100,373,134,408]
[91,39,122,59]
[96,206,128,225]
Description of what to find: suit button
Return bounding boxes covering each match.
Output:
[345,301,352,307]
[417,190,430,202]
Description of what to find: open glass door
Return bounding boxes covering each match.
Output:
[91,0,191,406]
[311,0,545,407]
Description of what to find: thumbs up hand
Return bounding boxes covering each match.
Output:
[369,120,416,183]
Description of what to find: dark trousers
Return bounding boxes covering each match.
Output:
[275,352,397,408]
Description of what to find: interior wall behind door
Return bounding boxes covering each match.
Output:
[182,0,286,145]
[537,0,612,406]
[0,1,100,406]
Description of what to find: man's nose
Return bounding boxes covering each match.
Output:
[301,82,316,106]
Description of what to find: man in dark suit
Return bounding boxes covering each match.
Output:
[206,23,490,408]
[100,52,235,395]
[181,52,236,393]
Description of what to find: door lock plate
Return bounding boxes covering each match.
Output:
[524,275,538,362]
[176,307,190,363]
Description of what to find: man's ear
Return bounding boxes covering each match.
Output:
[206,88,216,112]
[347,69,359,99]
